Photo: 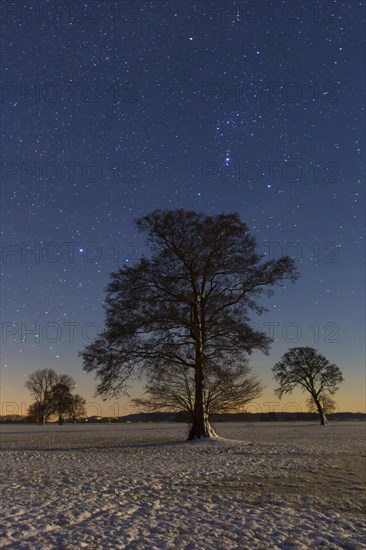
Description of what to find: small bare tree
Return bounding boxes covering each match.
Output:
[134,360,263,420]
[272,347,344,425]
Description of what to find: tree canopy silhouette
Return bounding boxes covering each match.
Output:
[81,209,298,438]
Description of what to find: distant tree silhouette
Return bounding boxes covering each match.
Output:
[81,209,298,439]
[26,370,84,424]
[27,401,45,424]
[25,369,58,425]
[50,375,75,424]
[68,394,86,423]
[272,347,344,425]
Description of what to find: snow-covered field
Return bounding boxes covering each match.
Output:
[1,422,365,549]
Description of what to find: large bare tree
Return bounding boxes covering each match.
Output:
[81,209,298,439]
[272,347,344,425]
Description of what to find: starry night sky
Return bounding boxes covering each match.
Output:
[1,0,365,416]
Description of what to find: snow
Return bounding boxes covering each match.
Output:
[1,421,365,549]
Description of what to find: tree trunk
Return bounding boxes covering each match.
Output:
[187,301,217,440]
[187,367,217,439]
[315,399,328,426]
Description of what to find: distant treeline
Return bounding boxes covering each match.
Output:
[1,411,365,423]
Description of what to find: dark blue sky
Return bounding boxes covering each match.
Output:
[1,1,364,413]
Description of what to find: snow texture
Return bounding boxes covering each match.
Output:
[1,421,365,549]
